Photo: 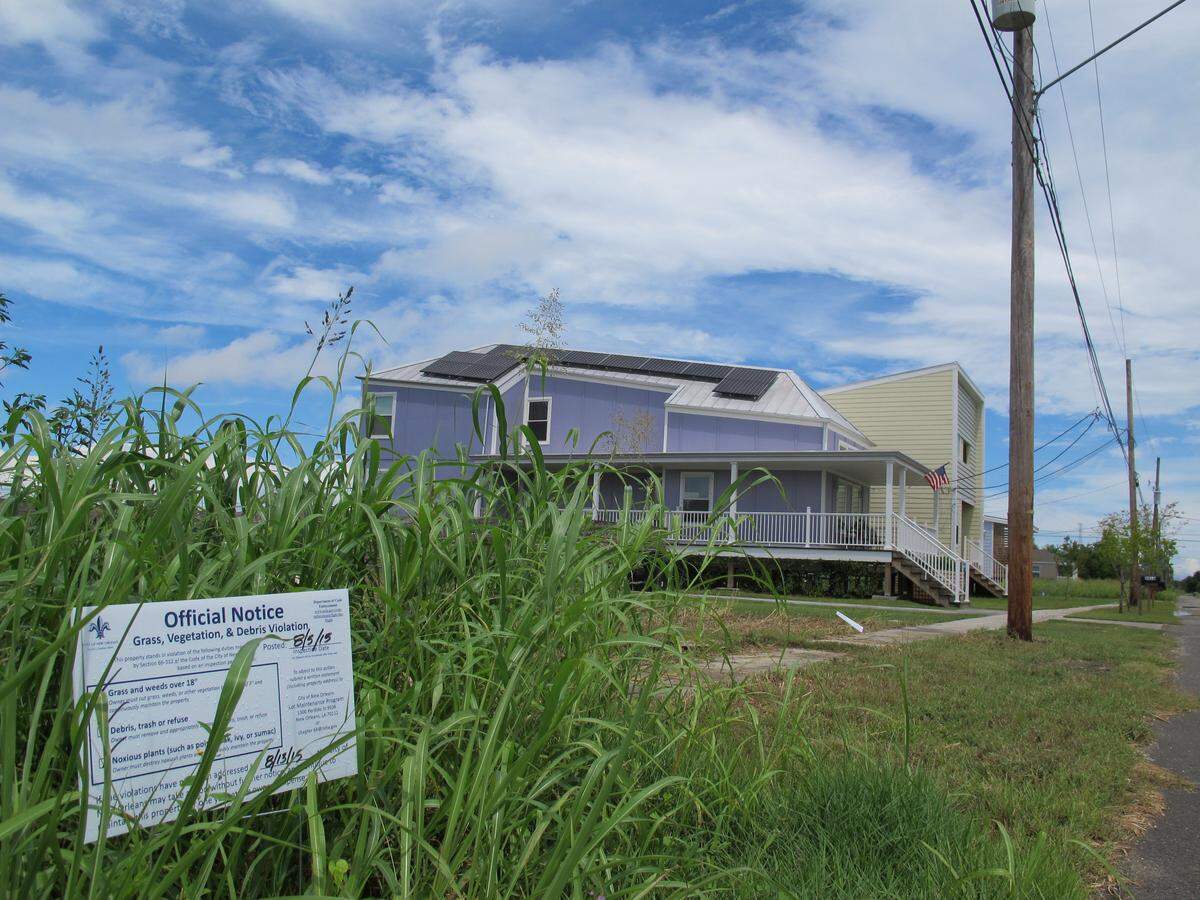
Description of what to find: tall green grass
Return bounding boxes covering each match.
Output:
[1033,577,1122,600]
[0,366,1086,897]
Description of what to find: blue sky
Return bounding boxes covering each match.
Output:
[2,1,1198,572]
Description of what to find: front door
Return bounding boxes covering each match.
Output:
[959,501,975,554]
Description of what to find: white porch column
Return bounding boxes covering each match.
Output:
[898,468,907,519]
[728,461,738,544]
[591,465,600,521]
[884,461,894,549]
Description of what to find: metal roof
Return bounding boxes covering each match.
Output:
[367,344,869,441]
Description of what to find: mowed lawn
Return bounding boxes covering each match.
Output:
[727,619,1193,895]
[1069,594,1182,625]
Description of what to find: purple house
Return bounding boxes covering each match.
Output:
[362,345,971,605]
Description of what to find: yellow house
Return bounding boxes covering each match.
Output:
[821,363,986,559]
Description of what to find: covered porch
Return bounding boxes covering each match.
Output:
[477,449,982,605]
[581,450,927,550]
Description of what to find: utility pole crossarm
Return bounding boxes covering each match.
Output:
[1035,0,1191,97]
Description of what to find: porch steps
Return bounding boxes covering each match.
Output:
[968,567,1007,598]
[891,553,959,608]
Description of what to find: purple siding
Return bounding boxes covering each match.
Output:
[737,470,822,513]
[826,429,867,450]
[364,381,486,466]
[498,375,527,446]
[521,374,668,453]
[666,412,822,452]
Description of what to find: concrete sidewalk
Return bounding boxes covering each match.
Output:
[832,602,1119,646]
[1126,595,1199,898]
[687,593,990,617]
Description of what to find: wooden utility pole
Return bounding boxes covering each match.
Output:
[1125,358,1140,611]
[1006,21,1036,642]
[1152,456,1162,584]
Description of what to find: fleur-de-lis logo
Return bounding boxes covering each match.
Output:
[88,617,111,640]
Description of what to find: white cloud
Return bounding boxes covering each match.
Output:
[0,0,100,52]
[262,262,363,300]
[0,86,232,171]
[254,10,1200,423]
[253,156,333,185]
[0,176,91,240]
[123,330,317,387]
[182,189,298,229]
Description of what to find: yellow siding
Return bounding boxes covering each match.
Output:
[961,380,986,542]
[824,369,956,546]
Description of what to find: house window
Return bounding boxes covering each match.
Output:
[1032,564,1042,578]
[680,472,714,512]
[834,479,866,514]
[526,397,551,444]
[366,392,394,439]
[961,438,972,467]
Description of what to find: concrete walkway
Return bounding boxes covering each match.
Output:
[687,593,989,617]
[829,602,1120,647]
[1126,595,1199,898]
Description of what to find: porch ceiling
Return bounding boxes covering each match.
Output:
[470,449,928,483]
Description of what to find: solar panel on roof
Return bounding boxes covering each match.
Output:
[713,368,778,400]
[681,362,733,380]
[559,349,611,367]
[459,356,519,381]
[599,354,649,372]
[638,357,692,375]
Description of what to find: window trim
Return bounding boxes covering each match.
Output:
[366,391,395,440]
[679,471,715,513]
[526,396,552,446]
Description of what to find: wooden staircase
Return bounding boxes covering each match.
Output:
[966,540,1008,599]
[892,553,961,607]
[968,566,1006,598]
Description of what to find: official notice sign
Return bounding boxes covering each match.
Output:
[73,590,357,842]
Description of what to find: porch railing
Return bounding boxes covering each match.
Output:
[591,507,968,603]
[966,539,1008,594]
[733,511,888,549]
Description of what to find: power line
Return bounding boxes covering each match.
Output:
[1033,478,1126,507]
[939,409,1098,488]
[967,0,1146,505]
[983,414,1099,490]
[1035,0,1192,97]
[1040,1,1126,357]
[983,435,1119,499]
[1086,0,1130,354]
[971,0,1127,459]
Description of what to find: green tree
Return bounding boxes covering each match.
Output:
[0,290,45,415]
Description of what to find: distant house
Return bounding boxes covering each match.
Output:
[982,514,1008,563]
[1032,548,1061,580]
[361,345,1005,605]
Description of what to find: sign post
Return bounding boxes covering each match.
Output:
[73,589,357,842]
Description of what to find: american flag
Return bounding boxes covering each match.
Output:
[924,464,949,492]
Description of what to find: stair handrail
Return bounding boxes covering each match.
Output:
[890,513,968,603]
[966,539,1008,593]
